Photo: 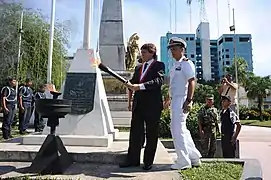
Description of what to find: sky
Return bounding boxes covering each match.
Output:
[21,0,271,76]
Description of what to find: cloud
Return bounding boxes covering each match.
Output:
[123,0,271,76]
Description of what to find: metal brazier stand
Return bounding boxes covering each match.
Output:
[29,91,73,175]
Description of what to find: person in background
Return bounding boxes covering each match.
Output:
[220,95,241,158]
[1,77,17,139]
[34,84,46,132]
[18,78,34,134]
[198,94,219,158]
[218,74,238,113]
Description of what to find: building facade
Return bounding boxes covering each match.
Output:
[160,22,253,81]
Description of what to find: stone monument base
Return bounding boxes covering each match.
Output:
[22,129,119,147]
[102,71,133,94]
[0,132,173,165]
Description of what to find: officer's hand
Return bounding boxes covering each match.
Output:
[230,135,237,145]
[200,130,204,138]
[4,107,9,114]
[182,100,192,114]
[163,100,170,109]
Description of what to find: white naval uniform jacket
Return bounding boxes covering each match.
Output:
[169,57,196,98]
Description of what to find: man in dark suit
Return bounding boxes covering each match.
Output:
[119,43,165,170]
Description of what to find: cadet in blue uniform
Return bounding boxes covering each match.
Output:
[18,78,34,134]
[220,95,242,158]
[1,77,17,139]
[34,84,46,132]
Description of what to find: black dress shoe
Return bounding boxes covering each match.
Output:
[119,161,140,168]
[142,164,152,170]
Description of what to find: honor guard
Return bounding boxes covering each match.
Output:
[34,84,47,132]
[1,77,17,139]
[18,78,34,134]
[165,37,201,170]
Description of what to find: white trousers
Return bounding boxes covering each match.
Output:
[170,95,201,167]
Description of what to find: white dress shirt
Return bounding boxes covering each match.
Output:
[139,59,154,90]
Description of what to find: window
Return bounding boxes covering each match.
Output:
[222,55,224,59]
[239,37,250,42]
[210,42,217,46]
[225,49,229,52]
[190,37,194,41]
[226,54,230,58]
[186,37,189,41]
[226,61,230,65]
[225,37,233,42]
[191,54,195,58]
[222,49,224,52]
[218,39,223,45]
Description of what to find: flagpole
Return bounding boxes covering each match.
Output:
[47,0,56,83]
[232,8,239,117]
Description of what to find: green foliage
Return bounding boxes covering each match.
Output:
[159,103,203,139]
[224,57,253,87]
[180,161,243,180]
[194,83,220,108]
[0,2,70,90]
[239,105,271,121]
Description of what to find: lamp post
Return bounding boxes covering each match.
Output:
[47,0,56,83]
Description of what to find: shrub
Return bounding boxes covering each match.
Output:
[239,105,250,120]
[158,103,204,140]
[262,111,271,120]
[247,110,260,120]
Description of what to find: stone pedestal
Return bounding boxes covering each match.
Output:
[22,49,118,147]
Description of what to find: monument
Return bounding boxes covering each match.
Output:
[99,0,126,70]
[22,0,118,147]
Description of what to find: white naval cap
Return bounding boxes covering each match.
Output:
[167,37,187,49]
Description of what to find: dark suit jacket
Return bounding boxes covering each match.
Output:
[130,61,165,114]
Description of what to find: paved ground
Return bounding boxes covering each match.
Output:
[238,125,271,180]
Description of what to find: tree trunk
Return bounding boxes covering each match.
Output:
[258,97,263,121]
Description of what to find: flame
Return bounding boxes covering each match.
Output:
[91,58,101,67]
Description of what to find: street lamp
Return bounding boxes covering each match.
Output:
[230,8,239,117]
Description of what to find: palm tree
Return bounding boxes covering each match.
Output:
[246,75,271,121]
[225,57,253,88]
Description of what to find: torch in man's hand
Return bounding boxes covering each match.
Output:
[91,57,134,89]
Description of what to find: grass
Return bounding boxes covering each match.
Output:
[180,161,243,180]
[241,119,271,127]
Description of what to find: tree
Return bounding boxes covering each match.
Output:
[194,83,220,108]
[225,57,253,88]
[0,2,70,90]
[246,75,271,121]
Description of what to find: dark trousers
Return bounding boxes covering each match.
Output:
[2,104,15,138]
[34,110,44,132]
[127,109,161,166]
[221,135,236,158]
[19,104,32,132]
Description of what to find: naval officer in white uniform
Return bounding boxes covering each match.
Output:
[164,37,201,170]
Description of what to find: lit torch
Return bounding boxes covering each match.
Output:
[91,57,129,84]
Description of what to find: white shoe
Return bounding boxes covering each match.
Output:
[191,159,201,167]
[171,163,192,170]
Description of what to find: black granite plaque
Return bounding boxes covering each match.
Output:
[63,73,96,115]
